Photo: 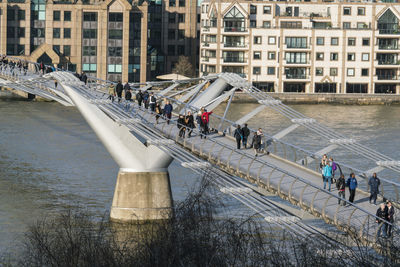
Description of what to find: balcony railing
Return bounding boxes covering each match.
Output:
[378,28,400,35]
[378,45,399,50]
[285,61,309,64]
[224,42,246,48]
[377,74,398,80]
[224,27,246,32]
[222,57,246,63]
[286,74,307,79]
[377,60,398,65]
[286,45,309,49]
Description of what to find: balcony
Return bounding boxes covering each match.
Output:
[378,60,398,65]
[377,75,398,80]
[378,45,399,50]
[224,27,246,32]
[224,42,246,48]
[222,57,246,63]
[285,44,310,50]
[285,61,309,65]
[286,74,308,79]
[202,57,209,62]
[202,42,210,47]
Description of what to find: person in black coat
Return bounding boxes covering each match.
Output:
[242,123,250,149]
[81,72,88,84]
[116,81,123,103]
[376,203,388,238]
[368,172,380,205]
[233,125,242,149]
[177,114,186,138]
[136,90,143,107]
[185,111,195,138]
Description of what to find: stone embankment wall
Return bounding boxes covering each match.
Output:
[232,93,400,105]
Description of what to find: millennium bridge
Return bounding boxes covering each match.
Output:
[0,55,399,249]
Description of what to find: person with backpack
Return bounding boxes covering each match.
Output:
[253,129,263,157]
[320,154,328,181]
[241,123,250,149]
[233,125,243,149]
[155,103,163,124]
[108,84,115,102]
[123,82,130,93]
[136,90,143,107]
[177,114,186,138]
[149,92,157,112]
[347,173,358,203]
[336,174,346,206]
[125,89,132,101]
[185,111,195,138]
[323,162,333,191]
[368,172,380,205]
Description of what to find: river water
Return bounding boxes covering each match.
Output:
[1,95,400,254]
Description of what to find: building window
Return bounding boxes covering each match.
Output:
[281,21,302,29]
[343,22,351,29]
[83,29,97,39]
[17,27,25,38]
[357,22,367,29]
[268,51,276,60]
[7,9,15,21]
[263,21,271,28]
[64,28,71,38]
[357,7,365,16]
[17,45,25,55]
[168,30,175,40]
[316,52,324,60]
[53,45,60,54]
[330,53,338,61]
[168,45,175,56]
[263,6,271,14]
[316,67,323,76]
[109,13,123,22]
[254,36,262,44]
[64,11,71,21]
[347,68,355,76]
[82,64,97,72]
[250,5,257,15]
[53,28,60,38]
[253,51,261,60]
[253,67,261,75]
[63,45,71,56]
[362,53,369,61]
[361,68,369,76]
[267,67,275,75]
[109,29,123,39]
[108,47,121,57]
[169,13,176,23]
[179,0,185,7]
[331,37,338,46]
[348,38,356,46]
[7,44,14,55]
[83,12,97,21]
[32,28,45,38]
[7,28,15,38]
[286,37,307,48]
[347,53,355,61]
[316,37,324,45]
[330,68,338,76]
[268,36,276,44]
[84,46,97,56]
[108,64,122,73]
[54,11,60,21]
[178,30,185,40]
[169,0,176,7]
[343,7,351,15]
[18,10,25,20]
[250,20,256,28]
[178,14,185,23]
[178,45,185,54]
[286,52,307,63]
[362,38,370,46]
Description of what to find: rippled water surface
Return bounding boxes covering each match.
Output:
[1,97,400,254]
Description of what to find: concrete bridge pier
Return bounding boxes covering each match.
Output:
[59,78,174,222]
[111,170,173,221]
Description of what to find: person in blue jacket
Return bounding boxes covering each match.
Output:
[347,173,358,203]
[323,162,333,191]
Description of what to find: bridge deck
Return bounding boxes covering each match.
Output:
[132,107,385,242]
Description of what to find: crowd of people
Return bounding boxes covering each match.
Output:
[0,56,28,76]
[321,154,395,239]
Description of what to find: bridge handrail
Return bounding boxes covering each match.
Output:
[96,93,400,241]
[1,54,399,201]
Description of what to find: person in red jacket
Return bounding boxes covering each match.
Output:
[201,109,213,138]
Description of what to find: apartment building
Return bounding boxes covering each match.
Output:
[200,0,400,94]
[2,0,198,83]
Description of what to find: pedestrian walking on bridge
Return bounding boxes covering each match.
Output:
[253,129,263,157]
[136,90,143,107]
[323,162,333,191]
[376,203,388,238]
[116,81,123,103]
[185,111,195,138]
[336,174,346,206]
[368,172,380,205]
[163,101,173,125]
[386,201,395,237]
[347,173,358,203]
[233,125,242,149]
[242,123,250,149]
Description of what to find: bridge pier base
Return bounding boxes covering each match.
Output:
[110,169,173,222]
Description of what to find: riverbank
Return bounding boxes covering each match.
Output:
[232,92,400,105]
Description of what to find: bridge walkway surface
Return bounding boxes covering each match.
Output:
[0,59,398,247]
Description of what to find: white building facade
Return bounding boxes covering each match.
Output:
[199,0,400,94]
